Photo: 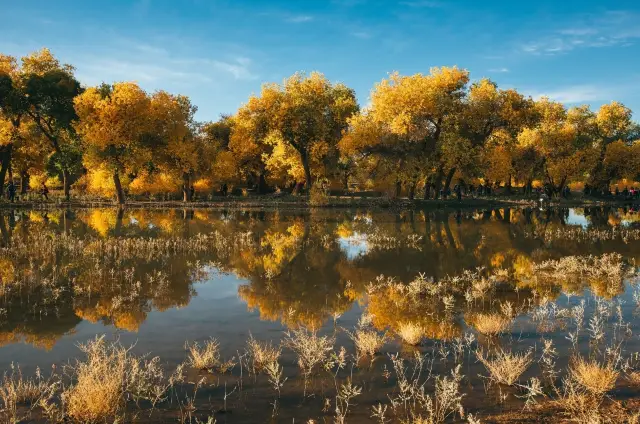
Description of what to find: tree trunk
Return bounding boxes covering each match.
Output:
[63,168,71,200]
[0,145,12,197]
[524,178,532,196]
[182,172,191,202]
[395,181,402,199]
[432,165,445,199]
[20,171,28,195]
[423,175,433,199]
[443,167,456,195]
[301,150,312,190]
[505,174,512,195]
[257,173,268,194]
[408,181,416,200]
[113,170,125,205]
[588,144,609,192]
[556,176,567,197]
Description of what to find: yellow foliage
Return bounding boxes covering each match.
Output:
[28,173,59,190]
[84,209,118,237]
[193,178,213,192]
[129,172,180,195]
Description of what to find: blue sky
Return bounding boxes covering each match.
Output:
[2,0,640,121]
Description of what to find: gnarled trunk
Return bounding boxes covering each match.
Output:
[182,172,191,202]
[423,177,432,200]
[20,171,28,195]
[523,178,532,195]
[443,167,456,195]
[257,172,268,194]
[395,181,402,199]
[408,181,416,200]
[301,150,312,191]
[63,168,71,200]
[588,144,609,193]
[0,145,12,197]
[113,170,125,205]
[432,165,445,199]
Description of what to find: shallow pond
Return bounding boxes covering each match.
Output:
[1,206,640,422]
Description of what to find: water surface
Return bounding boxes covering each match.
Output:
[1,206,639,421]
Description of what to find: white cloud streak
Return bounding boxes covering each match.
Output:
[520,10,640,55]
[285,15,314,23]
[399,1,442,8]
[73,39,258,88]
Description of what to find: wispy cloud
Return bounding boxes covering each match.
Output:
[76,59,212,85]
[520,10,640,55]
[488,67,509,73]
[73,38,258,88]
[332,0,368,6]
[399,1,442,8]
[209,57,257,80]
[351,30,372,39]
[285,15,314,23]
[517,73,640,107]
[526,85,612,104]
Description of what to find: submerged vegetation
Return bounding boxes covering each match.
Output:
[2,271,640,423]
[0,205,638,421]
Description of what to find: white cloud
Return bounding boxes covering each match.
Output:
[520,10,640,55]
[76,59,212,85]
[488,67,509,73]
[527,85,607,104]
[210,59,257,80]
[285,15,314,23]
[351,31,372,39]
[73,39,258,88]
[399,1,442,7]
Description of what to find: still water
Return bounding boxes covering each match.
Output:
[0,206,639,421]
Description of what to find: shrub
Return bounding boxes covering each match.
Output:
[477,349,533,386]
[570,356,618,395]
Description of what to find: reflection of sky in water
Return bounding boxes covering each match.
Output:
[566,210,589,228]
[196,267,241,300]
[338,233,370,260]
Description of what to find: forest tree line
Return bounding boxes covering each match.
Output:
[1,48,639,204]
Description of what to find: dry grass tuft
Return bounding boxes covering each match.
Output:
[246,335,281,373]
[397,322,424,346]
[64,337,130,422]
[477,349,533,386]
[0,365,57,420]
[469,313,513,336]
[187,338,221,370]
[625,370,640,386]
[64,336,169,423]
[348,328,386,357]
[554,377,602,423]
[284,328,335,378]
[570,356,618,395]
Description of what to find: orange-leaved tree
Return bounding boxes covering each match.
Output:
[74,82,153,204]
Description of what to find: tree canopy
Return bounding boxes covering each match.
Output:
[0,48,638,203]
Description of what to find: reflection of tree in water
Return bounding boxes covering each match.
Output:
[0,205,638,348]
[237,214,363,329]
